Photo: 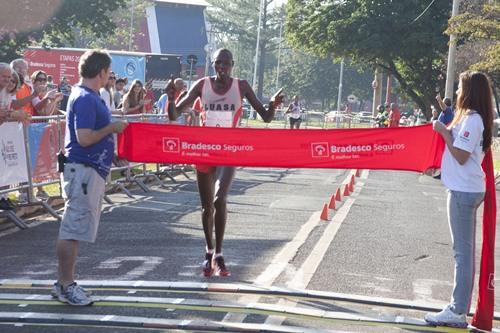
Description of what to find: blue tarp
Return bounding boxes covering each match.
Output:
[111,54,146,84]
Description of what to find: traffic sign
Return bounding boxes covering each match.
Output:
[187,54,198,66]
[347,95,357,103]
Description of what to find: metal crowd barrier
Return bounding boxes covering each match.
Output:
[241,108,374,129]
[280,110,364,129]
[0,113,194,229]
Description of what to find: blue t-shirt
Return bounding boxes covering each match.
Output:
[65,85,114,179]
[155,93,168,114]
[438,106,454,125]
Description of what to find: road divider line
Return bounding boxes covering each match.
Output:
[266,170,368,326]
[223,170,363,323]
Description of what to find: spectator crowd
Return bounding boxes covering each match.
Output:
[0,57,200,210]
[0,56,459,209]
[0,58,199,129]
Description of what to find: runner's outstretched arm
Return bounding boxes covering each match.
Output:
[166,78,203,121]
[240,80,283,123]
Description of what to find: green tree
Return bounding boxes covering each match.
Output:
[206,0,283,99]
[286,0,453,118]
[277,51,372,111]
[0,0,127,62]
[448,2,500,88]
[69,0,153,51]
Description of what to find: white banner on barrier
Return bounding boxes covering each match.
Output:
[0,122,29,187]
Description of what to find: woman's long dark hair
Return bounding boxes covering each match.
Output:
[452,71,494,152]
[123,79,144,108]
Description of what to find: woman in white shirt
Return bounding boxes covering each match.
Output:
[99,73,116,113]
[425,71,494,328]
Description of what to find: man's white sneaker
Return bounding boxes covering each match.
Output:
[424,305,468,328]
[51,282,91,299]
[57,282,93,306]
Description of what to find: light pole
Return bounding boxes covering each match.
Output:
[251,0,265,119]
[275,19,283,91]
[336,58,344,128]
[445,0,460,101]
[372,67,382,117]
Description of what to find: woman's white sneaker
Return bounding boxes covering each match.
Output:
[424,305,468,328]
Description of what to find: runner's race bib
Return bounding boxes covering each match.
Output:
[205,111,233,127]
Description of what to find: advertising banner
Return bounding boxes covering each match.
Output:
[118,122,496,330]
[145,54,182,100]
[110,54,146,86]
[118,123,444,172]
[28,122,60,183]
[0,123,29,187]
[23,48,84,85]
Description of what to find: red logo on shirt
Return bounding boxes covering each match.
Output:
[463,131,470,138]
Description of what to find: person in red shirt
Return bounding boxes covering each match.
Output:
[173,78,185,102]
[143,80,155,114]
[172,78,197,125]
[388,102,401,127]
[10,59,41,116]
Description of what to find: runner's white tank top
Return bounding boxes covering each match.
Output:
[289,102,301,119]
[200,77,243,128]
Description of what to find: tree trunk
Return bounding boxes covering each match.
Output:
[386,61,430,119]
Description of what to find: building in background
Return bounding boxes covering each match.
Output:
[136,0,211,83]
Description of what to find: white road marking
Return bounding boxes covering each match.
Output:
[223,170,367,323]
[222,209,323,322]
[265,170,368,326]
[96,256,163,280]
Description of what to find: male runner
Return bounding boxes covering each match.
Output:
[166,48,283,277]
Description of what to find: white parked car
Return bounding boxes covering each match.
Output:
[324,110,345,122]
[357,111,373,123]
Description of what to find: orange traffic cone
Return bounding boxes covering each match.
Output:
[349,175,355,192]
[328,195,336,210]
[355,169,361,177]
[320,203,329,220]
[343,183,350,196]
[335,188,342,201]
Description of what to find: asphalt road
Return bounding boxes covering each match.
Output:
[0,167,498,332]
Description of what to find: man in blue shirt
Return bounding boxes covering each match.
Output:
[54,50,128,306]
[436,93,455,125]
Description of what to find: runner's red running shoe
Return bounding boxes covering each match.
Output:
[202,252,214,277]
[213,255,231,277]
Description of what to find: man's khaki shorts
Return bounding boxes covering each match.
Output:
[59,163,105,243]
